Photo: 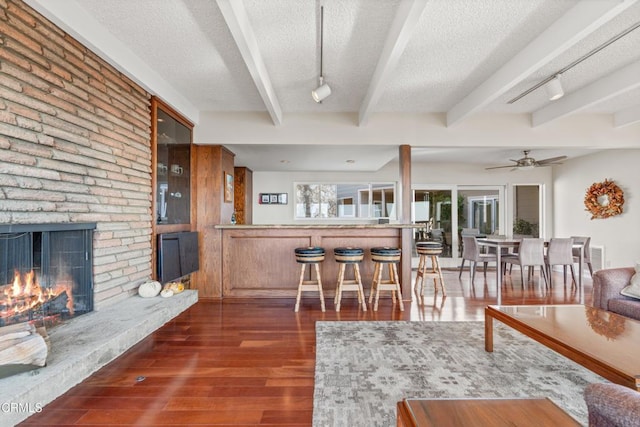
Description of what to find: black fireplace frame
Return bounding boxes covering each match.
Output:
[0,222,96,324]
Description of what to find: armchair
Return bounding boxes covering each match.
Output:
[584,383,640,426]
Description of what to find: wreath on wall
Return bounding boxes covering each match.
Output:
[584,179,624,220]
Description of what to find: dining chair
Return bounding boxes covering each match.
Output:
[571,236,593,276]
[459,228,480,255]
[459,235,497,283]
[502,238,548,287]
[545,238,576,287]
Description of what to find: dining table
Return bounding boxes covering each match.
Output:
[475,238,585,305]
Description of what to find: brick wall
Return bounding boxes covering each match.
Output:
[0,0,153,308]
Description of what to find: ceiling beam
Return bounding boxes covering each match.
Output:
[445,0,638,127]
[358,0,429,126]
[532,60,640,127]
[614,105,640,128]
[216,0,283,126]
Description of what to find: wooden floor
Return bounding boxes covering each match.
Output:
[21,268,592,426]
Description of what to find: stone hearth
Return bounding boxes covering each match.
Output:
[0,290,198,426]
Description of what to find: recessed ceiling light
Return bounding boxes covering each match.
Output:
[346,160,355,164]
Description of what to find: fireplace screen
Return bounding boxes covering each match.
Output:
[0,223,94,327]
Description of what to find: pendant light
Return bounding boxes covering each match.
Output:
[312,6,331,103]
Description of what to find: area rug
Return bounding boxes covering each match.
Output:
[313,321,605,426]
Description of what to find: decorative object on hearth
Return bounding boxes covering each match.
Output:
[584,179,624,219]
[137,281,162,298]
[585,306,625,340]
[165,281,185,294]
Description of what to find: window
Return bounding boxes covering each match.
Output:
[513,184,541,237]
[295,183,396,220]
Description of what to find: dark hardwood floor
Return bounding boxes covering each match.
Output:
[20,268,592,426]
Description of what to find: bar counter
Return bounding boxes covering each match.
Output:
[203,224,415,300]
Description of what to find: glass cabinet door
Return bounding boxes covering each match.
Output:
[154,101,192,225]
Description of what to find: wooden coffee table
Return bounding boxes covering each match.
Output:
[397,397,579,426]
[485,304,640,390]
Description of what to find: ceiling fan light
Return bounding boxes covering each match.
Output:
[312,81,331,103]
[545,76,564,101]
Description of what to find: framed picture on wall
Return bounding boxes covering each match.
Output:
[270,194,278,204]
[260,193,270,204]
[278,193,288,204]
[224,172,234,203]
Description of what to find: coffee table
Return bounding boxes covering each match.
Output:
[396,397,579,426]
[485,304,640,390]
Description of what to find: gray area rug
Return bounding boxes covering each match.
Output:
[313,321,605,426]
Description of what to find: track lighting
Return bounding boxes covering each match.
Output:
[544,75,564,101]
[312,76,331,102]
[312,6,331,103]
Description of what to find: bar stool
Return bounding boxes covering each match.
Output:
[369,247,404,311]
[294,247,326,312]
[414,241,446,298]
[333,247,367,312]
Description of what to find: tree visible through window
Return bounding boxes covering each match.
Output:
[295,183,395,219]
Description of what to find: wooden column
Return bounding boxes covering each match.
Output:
[399,145,412,301]
[191,145,236,299]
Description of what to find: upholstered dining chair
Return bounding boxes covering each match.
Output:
[502,238,548,287]
[571,236,594,276]
[459,228,480,256]
[459,235,497,283]
[545,238,577,287]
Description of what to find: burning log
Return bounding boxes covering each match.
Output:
[0,322,49,378]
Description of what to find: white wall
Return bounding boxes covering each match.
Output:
[553,149,640,268]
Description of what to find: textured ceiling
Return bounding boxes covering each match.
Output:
[26,0,640,171]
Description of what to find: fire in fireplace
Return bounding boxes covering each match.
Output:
[0,223,95,327]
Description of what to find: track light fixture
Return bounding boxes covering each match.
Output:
[312,6,331,103]
[508,21,640,104]
[544,74,564,101]
[312,76,331,102]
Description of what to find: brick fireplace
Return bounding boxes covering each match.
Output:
[1,0,154,309]
[0,4,200,425]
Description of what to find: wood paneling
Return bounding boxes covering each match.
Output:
[234,167,253,224]
[221,227,404,298]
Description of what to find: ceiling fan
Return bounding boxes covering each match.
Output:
[485,150,567,170]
